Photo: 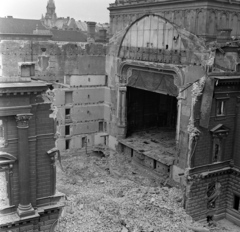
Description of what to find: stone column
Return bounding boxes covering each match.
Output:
[16,113,35,217]
[118,86,127,126]
[118,88,123,126]
[121,87,127,127]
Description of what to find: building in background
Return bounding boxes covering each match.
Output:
[0,0,109,43]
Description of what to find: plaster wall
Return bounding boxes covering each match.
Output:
[66,74,106,86]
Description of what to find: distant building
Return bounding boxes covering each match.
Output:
[0,0,109,42]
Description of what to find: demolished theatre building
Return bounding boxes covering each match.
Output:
[0,0,240,228]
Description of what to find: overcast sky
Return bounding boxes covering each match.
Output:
[0,0,113,23]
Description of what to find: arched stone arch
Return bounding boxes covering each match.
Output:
[117,13,185,59]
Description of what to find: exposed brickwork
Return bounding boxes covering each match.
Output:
[193,86,240,168]
[0,209,61,232]
[186,171,240,221]
[0,41,107,83]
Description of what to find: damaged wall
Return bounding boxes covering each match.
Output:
[53,84,111,152]
[109,0,240,39]
[0,41,106,83]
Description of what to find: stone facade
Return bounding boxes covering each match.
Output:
[109,0,240,39]
[106,0,240,225]
[0,63,64,230]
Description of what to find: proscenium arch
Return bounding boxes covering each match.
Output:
[118,60,185,93]
[117,13,186,58]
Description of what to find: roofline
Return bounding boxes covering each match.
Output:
[0,33,52,37]
[108,0,240,11]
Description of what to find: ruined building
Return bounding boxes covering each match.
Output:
[107,0,240,224]
[0,0,240,229]
[0,60,64,231]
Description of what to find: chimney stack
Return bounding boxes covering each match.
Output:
[87,21,96,41]
[99,29,107,42]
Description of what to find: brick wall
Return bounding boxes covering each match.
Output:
[186,172,230,221]
[193,87,240,168]
[0,40,106,83]
[227,172,240,214]
[0,208,61,232]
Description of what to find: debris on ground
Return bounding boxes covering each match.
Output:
[55,149,239,232]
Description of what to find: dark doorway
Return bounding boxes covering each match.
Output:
[126,87,177,136]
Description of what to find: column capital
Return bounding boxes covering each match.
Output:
[119,86,127,92]
[16,113,33,128]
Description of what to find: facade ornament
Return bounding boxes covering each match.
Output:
[16,113,33,128]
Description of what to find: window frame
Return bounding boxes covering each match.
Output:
[233,193,240,212]
[215,97,229,119]
[0,118,8,148]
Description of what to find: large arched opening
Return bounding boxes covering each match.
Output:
[116,14,186,176]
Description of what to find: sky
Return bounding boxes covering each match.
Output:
[0,0,113,23]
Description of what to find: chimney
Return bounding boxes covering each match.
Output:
[217,28,232,43]
[99,29,107,42]
[87,21,96,40]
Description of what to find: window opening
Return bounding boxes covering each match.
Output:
[66,139,70,150]
[0,120,4,147]
[207,182,221,209]
[82,137,86,148]
[65,91,73,104]
[99,121,104,132]
[216,100,225,116]
[153,160,157,169]
[65,125,70,136]
[233,195,240,211]
[65,108,70,119]
[213,139,221,162]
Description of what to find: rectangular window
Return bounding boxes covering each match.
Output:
[65,92,73,104]
[153,160,157,169]
[99,121,104,132]
[65,125,70,136]
[65,108,71,119]
[233,195,240,211]
[216,100,225,116]
[82,137,86,148]
[0,172,9,208]
[21,64,35,77]
[212,138,222,162]
[0,119,6,148]
[66,139,70,150]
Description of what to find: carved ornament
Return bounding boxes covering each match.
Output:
[16,113,33,128]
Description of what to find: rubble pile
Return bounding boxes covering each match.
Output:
[55,150,230,232]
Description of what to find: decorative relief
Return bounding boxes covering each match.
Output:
[16,113,33,128]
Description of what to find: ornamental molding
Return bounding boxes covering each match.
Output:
[16,113,33,128]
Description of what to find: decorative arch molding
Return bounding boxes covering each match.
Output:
[117,13,185,59]
[0,152,17,169]
[118,60,185,90]
[116,60,185,142]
